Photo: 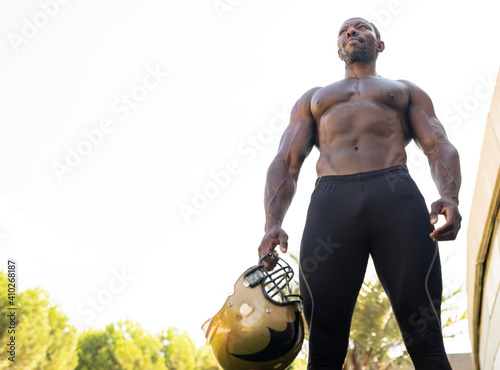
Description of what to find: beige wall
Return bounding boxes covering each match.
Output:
[449,353,475,370]
[467,67,500,370]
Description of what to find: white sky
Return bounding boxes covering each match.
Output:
[1,0,499,355]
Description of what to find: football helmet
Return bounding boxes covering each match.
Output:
[202,254,305,370]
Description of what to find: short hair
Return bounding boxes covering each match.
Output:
[343,17,381,41]
[370,22,381,41]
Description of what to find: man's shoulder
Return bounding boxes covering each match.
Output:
[299,80,345,101]
[395,79,423,92]
[311,79,348,92]
[395,79,432,103]
[294,86,322,107]
[302,86,323,99]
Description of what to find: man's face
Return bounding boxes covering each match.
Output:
[337,18,383,65]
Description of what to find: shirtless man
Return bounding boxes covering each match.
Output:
[258,17,461,369]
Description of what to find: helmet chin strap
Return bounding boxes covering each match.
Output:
[258,252,279,267]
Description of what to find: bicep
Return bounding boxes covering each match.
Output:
[276,117,316,170]
[275,90,319,173]
[403,81,450,154]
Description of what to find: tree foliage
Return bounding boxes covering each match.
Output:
[344,276,412,369]
[344,276,467,370]
[0,271,78,370]
[76,320,166,370]
[0,263,466,370]
[0,271,218,370]
[76,321,219,370]
[160,327,218,370]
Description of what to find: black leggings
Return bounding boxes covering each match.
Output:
[299,166,451,369]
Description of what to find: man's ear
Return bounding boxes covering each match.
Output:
[338,49,341,58]
[377,40,385,53]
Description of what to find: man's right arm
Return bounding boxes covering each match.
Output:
[258,87,320,264]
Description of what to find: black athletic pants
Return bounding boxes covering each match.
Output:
[299,166,452,369]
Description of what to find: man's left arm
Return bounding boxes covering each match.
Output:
[400,80,462,242]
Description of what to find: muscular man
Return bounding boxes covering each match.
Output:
[258,17,461,369]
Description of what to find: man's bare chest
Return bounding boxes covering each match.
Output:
[311,77,410,119]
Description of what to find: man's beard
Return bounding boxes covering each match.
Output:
[339,42,377,65]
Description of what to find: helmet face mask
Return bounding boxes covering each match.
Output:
[202,254,305,370]
[243,256,301,304]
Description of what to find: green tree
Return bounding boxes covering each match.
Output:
[161,328,195,369]
[38,305,79,369]
[289,356,308,369]
[344,276,412,370]
[76,328,117,369]
[0,272,78,370]
[76,320,166,370]
[194,344,219,370]
[344,276,466,370]
[160,327,218,370]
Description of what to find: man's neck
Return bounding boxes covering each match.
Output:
[344,61,378,78]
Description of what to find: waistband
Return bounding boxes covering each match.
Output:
[315,165,409,186]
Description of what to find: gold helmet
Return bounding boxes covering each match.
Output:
[202,254,305,370]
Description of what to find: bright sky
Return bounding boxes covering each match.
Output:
[1,0,499,356]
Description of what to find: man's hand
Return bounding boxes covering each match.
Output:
[258,226,288,270]
[429,197,462,242]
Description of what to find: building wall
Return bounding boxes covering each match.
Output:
[467,67,500,370]
[397,354,474,369]
[448,353,475,370]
